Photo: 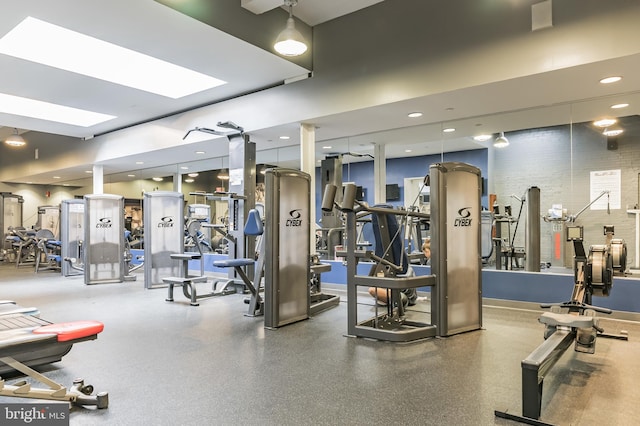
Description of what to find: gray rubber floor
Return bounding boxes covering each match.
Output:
[0,262,639,426]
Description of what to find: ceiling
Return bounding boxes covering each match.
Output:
[1,0,639,187]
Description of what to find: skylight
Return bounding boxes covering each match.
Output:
[0,17,226,99]
[0,93,115,127]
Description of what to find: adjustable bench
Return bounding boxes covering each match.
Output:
[0,312,108,408]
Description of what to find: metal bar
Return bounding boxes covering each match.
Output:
[521,329,574,419]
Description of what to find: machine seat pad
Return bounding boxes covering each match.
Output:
[244,209,263,236]
[213,258,255,268]
[33,320,104,342]
[539,312,594,329]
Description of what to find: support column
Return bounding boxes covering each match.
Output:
[373,143,386,204]
[92,165,103,194]
[526,186,541,272]
[173,173,182,193]
[300,123,316,254]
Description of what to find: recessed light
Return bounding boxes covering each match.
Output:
[195,151,205,155]
[603,128,624,137]
[322,146,332,149]
[180,166,189,170]
[187,173,199,177]
[152,177,163,182]
[594,118,617,127]
[127,174,135,177]
[599,76,622,84]
[0,17,225,98]
[135,161,144,165]
[85,170,92,174]
[443,128,455,133]
[405,149,412,153]
[53,176,60,179]
[611,103,629,109]
[62,183,69,186]
[184,178,195,183]
[473,134,492,142]
[279,136,290,140]
[408,112,423,118]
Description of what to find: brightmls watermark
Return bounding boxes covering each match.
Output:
[0,403,68,425]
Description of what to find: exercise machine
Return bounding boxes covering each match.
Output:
[35,205,60,239]
[323,162,483,341]
[0,193,23,262]
[493,188,540,271]
[0,301,108,408]
[495,224,628,424]
[263,168,312,328]
[60,199,84,277]
[185,203,212,253]
[318,156,344,260]
[5,227,37,267]
[203,191,252,296]
[143,191,184,289]
[33,229,62,273]
[210,209,266,314]
[83,194,126,284]
[163,218,211,306]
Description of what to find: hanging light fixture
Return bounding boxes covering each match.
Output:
[274,0,308,56]
[493,132,509,148]
[4,128,27,147]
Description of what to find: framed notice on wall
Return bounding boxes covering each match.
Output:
[590,169,621,210]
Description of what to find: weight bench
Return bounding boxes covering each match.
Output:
[212,209,265,317]
[0,310,108,408]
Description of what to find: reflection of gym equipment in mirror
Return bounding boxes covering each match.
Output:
[185,203,212,253]
[495,224,629,424]
[323,162,482,342]
[543,190,613,268]
[492,187,541,271]
[318,156,344,260]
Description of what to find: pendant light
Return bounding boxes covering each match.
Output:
[4,128,27,147]
[274,0,308,56]
[493,132,509,148]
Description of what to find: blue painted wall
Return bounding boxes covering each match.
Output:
[133,248,640,314]
[314,149,488,223]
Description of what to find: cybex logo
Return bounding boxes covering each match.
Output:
[157,216,174,228]
[286,209,303,227]
[454,207,473,227]
[96,217,112,228]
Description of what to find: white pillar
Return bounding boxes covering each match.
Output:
[173,173,182,193]
[300,123,317,254]
[373,143,386,204]
[92,164,104,194]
